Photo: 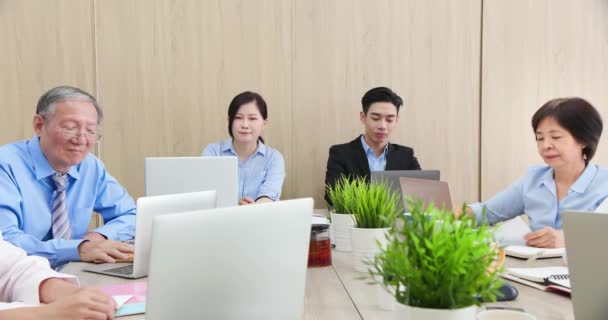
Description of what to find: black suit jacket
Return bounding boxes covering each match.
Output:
[324,136,421,204]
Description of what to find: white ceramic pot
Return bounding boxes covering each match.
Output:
[373,275,396,310]
[477,310,537,320]
[351,227,389,272]
[395,303,479,320]
[330,213,355,252]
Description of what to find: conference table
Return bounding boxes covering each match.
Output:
[62,250,573,320]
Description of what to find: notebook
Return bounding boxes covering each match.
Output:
[504,245,565,259]
[546,274,571,288]
[504,266,570,294]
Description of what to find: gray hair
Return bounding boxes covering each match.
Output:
[36,86,104,125]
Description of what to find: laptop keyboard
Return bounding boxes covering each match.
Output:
[106,264,133,275]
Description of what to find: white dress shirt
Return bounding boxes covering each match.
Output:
[0,232,77,307]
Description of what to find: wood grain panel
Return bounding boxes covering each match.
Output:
[0,0,95,144]
[95,0,292,200]
[0,0,98,226]
[481,0,608,199]
[293,0,482,207]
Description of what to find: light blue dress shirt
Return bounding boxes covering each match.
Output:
[360,135,388,172]
[469,164,608,231]
[202,139,285,201]
[0,136,136,267]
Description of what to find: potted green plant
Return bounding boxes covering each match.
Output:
[326,176,358,252]
[348,177,402,272]
[369,199,503,320]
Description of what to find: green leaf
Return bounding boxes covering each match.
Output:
[325,176,402,229]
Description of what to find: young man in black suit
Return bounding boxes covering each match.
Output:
[324,87,421,204]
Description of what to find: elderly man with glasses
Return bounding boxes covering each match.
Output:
[0,86,135,268]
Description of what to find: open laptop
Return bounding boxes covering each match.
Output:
[145,198,313,319]
[83,190,217,279]
[399,176,453,211]
[145,156,238,207]
[563,211,608,319]
[371,170,440,209]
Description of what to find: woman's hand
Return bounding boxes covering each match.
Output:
[38,287,116,320]
[0,287,117,320]
[524,226,565,248]
[238,197,255,205]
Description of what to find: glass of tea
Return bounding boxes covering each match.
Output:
[308,224,332,267]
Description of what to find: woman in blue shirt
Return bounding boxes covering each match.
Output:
[202,91,285,205]
[467,97,608,248]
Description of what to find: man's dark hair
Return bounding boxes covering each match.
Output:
[361,87,403,114]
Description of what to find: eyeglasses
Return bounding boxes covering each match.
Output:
[58,126,102,141]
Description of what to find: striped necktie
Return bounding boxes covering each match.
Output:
[51,173,72,240]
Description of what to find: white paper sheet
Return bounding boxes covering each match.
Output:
[494,217,532,246]
[112,295,133,309]
[312,215,330,225]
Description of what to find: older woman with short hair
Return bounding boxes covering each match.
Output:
[466,97,608,248]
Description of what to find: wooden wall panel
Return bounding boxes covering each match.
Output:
[292,0,482,207]
[0,0,95,144]
[481,0,608,199]
[94,0,292,200]
[7,0,607,211]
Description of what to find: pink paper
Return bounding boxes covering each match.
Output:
[100,281,147,303]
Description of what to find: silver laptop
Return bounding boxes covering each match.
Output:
[371,170,440,209]
[83,190,217,279]
[145,156,238,208]
[563,211,608,319]
[399,176,453,211]
[146,198,313,319]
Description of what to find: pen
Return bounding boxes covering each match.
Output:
[485,306,526,312]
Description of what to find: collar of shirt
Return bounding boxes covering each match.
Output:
[26,135,80,181]
[360,134,388,158]
[539,163,597,194]
[220,139,267,157]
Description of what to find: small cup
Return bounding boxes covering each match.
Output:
[477,310,537,320]
[308,224,332,267]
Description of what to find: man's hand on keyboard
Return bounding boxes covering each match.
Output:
[78,239,134,263]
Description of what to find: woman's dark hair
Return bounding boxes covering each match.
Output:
[361,87,403,114]
[228,91,268,143]
[532,97,603,161]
